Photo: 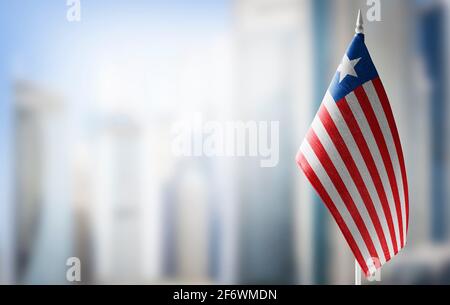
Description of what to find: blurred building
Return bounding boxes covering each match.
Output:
[234,0,314,284]
[417,1,448,242]
[13,81,72,284]
[163,160,212,282]
[0,85,14,285]
[91,112,144,283]
[72,143,94,284]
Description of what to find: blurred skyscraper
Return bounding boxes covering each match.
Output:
[234,0,315,284]
[417,1,448,242]
[13,81,72,284]
[92,114,143,283]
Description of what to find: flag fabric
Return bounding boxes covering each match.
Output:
[296,33,409,276]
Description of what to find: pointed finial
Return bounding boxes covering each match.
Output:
[355,9,364,34]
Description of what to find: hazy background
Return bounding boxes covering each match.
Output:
[0,0,449,284]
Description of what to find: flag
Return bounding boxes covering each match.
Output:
[296,30,409,276]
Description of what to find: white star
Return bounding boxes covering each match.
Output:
[337,55,361,83]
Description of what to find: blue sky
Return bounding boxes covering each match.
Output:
[0,0,230,84]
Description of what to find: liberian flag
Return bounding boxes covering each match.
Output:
[296,30,409,276]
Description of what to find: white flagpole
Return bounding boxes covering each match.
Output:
[354,10,364,287]
[355,260,361,285]
[355,9,364,35]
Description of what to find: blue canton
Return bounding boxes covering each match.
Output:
[329,34,379,102]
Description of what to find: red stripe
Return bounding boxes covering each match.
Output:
[337,98,399,254]
[306,129,380,262]
[296,153,370,275]
[318,104,391,261]
[353,86,404,248]
[372,78,409,236]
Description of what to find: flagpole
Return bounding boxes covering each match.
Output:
[355,9,364,35]
[354,9,363,287]
[355,260,361,285]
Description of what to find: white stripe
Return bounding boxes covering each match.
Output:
[323,94,395,258]
[300,140,376,274]
[311,114,386,264]
[346,92,402,251]
[363,81,407,245]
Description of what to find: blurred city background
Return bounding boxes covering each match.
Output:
[0,0,449,285]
